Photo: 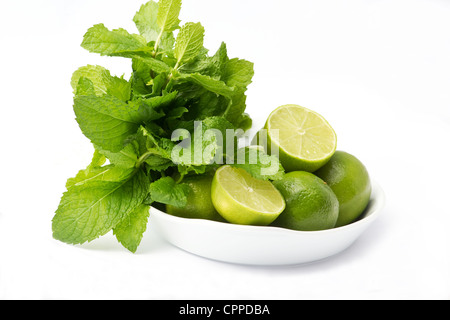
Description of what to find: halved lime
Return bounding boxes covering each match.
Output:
[211,165,286,226]
[264,104,337,172]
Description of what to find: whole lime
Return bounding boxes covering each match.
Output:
[272,171,339,231]
[166,175,224,222]
[314,151,372,227]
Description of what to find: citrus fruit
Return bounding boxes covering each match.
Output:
[166,175,224,222]
[211,165,286,226]
[272,171,339,231]
[262,104,337,172]
[314,151,372,227]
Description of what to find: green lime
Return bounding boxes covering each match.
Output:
[211,165,286,226]
[314,151,372,227]
[166,175,224,222]
[262,104,337,172]
[272,171,339,231]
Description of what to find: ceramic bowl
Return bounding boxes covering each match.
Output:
[151,181,385,266]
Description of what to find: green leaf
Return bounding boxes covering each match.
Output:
[178,42,229,78]
[53,169,149,245]
[178,73,234,98]
[67,165,136,189]
[134,1,177,53]
[72,65,131,101]
[171,117,234,167]
[133,1,160,42]
[81,27,172,73]
[129,91,178,123]
[177,164,210,177]
[97,143,139,169]
[130,100,166,123]
[158,33,177,54]
[157,0,182,33]
[234,113,253,132]
[131,126,175,171]
[219,58,255,130]
[130,55,172,74]
[222,58,254,90]
[75,77,96,96]
[145,155,174,172]
[135,126,172,155]
[166,107,189,120]
[147,73,168,97]
[74,95,142,152]
[223,92,248,128]
[231,146,285,181]
[66,150,107,189]
[172,84,229,122]
[81,24,149,56]
[130,59,170,97]
[149,176,190,207]
[113,204,150,253]
[174,22,205,66]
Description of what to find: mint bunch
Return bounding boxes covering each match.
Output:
[52,0,283,252]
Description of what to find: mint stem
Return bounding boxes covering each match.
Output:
[136,150,163,168]
[153,27,165,57]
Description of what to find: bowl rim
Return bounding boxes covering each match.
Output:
[150,180,385,236]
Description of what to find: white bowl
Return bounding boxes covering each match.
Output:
[151,181,385,266]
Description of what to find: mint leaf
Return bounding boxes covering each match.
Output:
[174,22,205,66]
[133,1,160,42]
[177,164,210,177]
[231,146,285,181]
[131,58,154,96]
[67,166,136,190]
[113,204,150,253]
[71,65,105,95]
[149,176,190,207]
[223,93,249,129]
[234,113,253,132]
[157,0,182,33]
[66,150,106,189]
[72,65,131,101]
[220,58,254,130]
[178,42,229,78]
[130,55,172,74]
[130,91,178,123]
[172,85,229,122]
[74,91,178,153]
[222,58,254,90]
[97,143,140,169]
[133,126,175,171]
[81,31,172,74]
[53,169,149,245]
[171,117,234,167]
[75,77,96,96]
[74,95,142,152]
[134,0,177,54]
[81,24,149,56]
[178,73,234,98]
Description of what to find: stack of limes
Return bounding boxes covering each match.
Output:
[165,104,372,231]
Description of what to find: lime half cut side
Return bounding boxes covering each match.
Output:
[265,104,337,172]
[211,165,286,226]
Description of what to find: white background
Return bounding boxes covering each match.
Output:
[0,0,449,300]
